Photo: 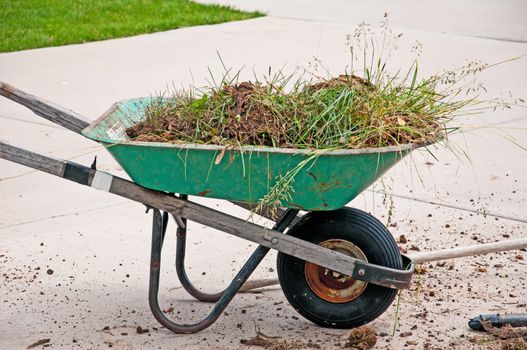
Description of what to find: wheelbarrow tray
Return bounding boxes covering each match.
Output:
[83,98,420,210]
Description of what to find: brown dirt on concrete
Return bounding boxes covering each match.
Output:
[471,323,527,350]
[240,330,303,349]
[343,326,377,349]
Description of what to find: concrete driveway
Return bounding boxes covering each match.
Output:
[1,1,526,349]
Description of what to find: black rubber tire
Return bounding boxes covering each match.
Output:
[277,207,402,328]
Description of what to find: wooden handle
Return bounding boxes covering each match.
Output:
[0,80,91,134]
[409,237,527,264]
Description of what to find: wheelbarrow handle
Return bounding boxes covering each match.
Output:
[0,80,90,134]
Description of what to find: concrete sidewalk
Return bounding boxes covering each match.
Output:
[1,2,526,349]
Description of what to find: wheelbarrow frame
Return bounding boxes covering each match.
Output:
[0,81,414,334]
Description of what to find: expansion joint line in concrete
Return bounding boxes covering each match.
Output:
[369,189,527,224]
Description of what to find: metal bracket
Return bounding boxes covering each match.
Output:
[351,257,414,290]
[171,213,186,230]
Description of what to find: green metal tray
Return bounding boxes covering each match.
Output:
[83,98,420,211]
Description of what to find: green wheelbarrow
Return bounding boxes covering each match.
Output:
[0,81,418,333]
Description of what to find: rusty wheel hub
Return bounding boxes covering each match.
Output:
[304,239,368,303]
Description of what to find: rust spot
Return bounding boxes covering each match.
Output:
[316,179,343,193]
[308,172,317,181]
[151,260,160,269]
[304,239,368,303]
[305,261,365,303]
[197,190,212,197]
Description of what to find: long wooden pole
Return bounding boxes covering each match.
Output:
[409,237,527,264]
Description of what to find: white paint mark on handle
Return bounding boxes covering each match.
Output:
[91,171,113,192]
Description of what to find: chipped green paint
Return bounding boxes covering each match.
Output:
[83,98,421,211]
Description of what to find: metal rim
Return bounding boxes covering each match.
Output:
[304,239,368,303]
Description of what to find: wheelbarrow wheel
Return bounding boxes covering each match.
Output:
[276,207,402,328]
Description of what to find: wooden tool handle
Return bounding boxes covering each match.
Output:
[0,80,90,133]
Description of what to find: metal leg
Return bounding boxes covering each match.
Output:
[174,194,224,302]
[175,206,225,302]
[161,211,169,241]
[148,208,299,334]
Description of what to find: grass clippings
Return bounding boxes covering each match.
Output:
[126,52,521,151]
[126,72,452,150]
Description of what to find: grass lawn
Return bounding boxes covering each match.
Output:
[0,0,263,52]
